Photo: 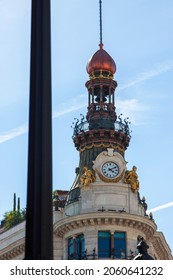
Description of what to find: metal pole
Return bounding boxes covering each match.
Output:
[25,0,53,260]
[99,0,103,45]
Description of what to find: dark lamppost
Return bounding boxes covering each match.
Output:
[25,0,53,259]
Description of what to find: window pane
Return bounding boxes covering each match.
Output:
[99,231,111,238]
[68,234,85,260]
[68,238,74,259]
[114,232,125,239]
[114,239,126,258]
[114,232,126,259]
[98,231,111,258]
[76,234,85,259]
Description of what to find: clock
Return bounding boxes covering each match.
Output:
[102,161,119,178]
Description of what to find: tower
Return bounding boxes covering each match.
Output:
[0,0,172,261]
[54,1,172,260]
[71,0,130,177]
[73,43,131,172]
[68,0,131,203]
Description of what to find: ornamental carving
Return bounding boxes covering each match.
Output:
[124,166,139,192]
[80,167,96,187]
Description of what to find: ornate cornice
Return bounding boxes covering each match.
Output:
[152,232,173,260]
[74,129,130,152]
[80,142,125,154]
[0,238,25,260]
[85,76,117,87]
[54,212,156,239]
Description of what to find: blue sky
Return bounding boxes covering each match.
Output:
[0,0,173,253]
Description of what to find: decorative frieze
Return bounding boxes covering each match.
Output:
[54,212,156,239]
[152,232,173,260]
[0,241,24,260]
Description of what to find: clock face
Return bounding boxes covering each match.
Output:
[102,161,119,178]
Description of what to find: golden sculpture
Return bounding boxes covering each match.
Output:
[124,166,139,192]
[80,167,96,187]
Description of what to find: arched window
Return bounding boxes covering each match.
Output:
[68,234,85,260]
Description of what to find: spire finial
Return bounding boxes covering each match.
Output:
[99,0,103,49]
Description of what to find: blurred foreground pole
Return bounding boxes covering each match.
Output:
[25,0,53,259]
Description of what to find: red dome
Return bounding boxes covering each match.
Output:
[86,44,116,75]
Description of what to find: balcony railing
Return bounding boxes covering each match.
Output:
[72,119,131,138]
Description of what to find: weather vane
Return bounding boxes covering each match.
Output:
[99,0,103,45]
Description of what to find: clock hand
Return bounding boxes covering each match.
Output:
[109,167,117,171]
[108,168,116,172]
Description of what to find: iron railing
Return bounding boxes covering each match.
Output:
[72,119,131,138]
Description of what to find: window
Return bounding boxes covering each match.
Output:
[98,231,126,259]
[98,231,111,258]
[68,234,85,260]
[68,238,74,258]
[114,232,126,259]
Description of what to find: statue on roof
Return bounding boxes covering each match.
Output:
[80,167,96,188]
[124,166,139,193]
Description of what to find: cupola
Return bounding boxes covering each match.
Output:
[86,43,116,76]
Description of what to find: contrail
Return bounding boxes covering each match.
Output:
[52,103,85,119]
[0,104,85,145]
[147,201,173,213]
[0,61,173,144]
[0,124,28,144]
[117,61,173,92]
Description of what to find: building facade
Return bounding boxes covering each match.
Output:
[0,42,172,260]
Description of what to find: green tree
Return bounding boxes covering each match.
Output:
[17,197,20,211]
[3,208,26,230]
[13,193,16,212]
